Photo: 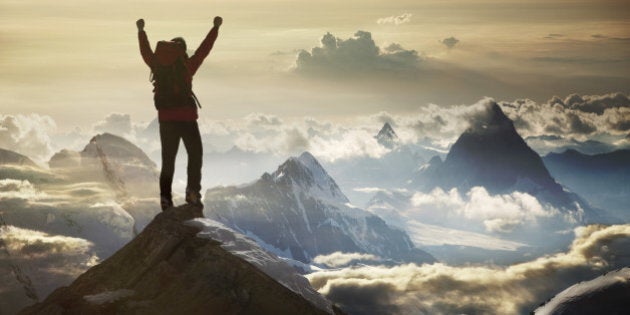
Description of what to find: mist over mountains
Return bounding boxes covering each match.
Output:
[1,93,629,314]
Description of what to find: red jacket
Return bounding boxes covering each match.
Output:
[138,26,219,121]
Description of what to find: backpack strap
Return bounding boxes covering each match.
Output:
[191,90,202,108]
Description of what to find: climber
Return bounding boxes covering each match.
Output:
[136,16,222,210]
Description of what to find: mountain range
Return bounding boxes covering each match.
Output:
[543,149,630,220]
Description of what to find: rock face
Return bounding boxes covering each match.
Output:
[414,102,592,213]
[204,152,435,265]
[533,268,630,315]
[20,205,340,315]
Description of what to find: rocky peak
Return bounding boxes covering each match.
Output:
[466,102,515,135]
[81,133,156,168]
[20,205,341,315]
[375,122,399,148]
[272,152,348,203]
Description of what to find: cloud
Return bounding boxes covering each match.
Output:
[441,36,460,49]
[307,224,630,315]
[1,225,99,311]
[313,252,382,268]
[376,13,412,25]
[0,114,56,161]
[295,31,421,76]
[544,33,565,39]
[244,113,283,127]
[558,92,630,115]
[408,186,560,234]
[500,93,630,149]
[93,113,133,136]
[0,179,46,201]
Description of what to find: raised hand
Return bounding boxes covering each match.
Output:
[213,16,223,27]
[136,19,145,31]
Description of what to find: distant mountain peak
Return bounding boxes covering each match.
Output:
[0,148,37,167]
[273,151,348,203]
[375,122,399,148]
[415,100,585,211]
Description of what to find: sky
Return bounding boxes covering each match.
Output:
[1,0,629,132]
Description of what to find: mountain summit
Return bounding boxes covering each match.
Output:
[270,152,348,204]
[375,122,399,149]
[20,205,340,315]
[205,152,435,265]
[415,101,587,211]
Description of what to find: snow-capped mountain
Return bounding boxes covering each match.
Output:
[534,268,630,315]
[413,102,596,216]
[49,133,160,232]
[375,122,399,149]
[204,152,435,265]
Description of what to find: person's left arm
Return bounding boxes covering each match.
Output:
[188,16,222,75]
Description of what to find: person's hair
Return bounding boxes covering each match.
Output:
[171,37,188,57]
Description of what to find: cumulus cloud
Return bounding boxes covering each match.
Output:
[1,225,98,312]
[499,93,630,151]
[244,113,283,127]
[313,252,382,268]
[0,179,46,201]
[295,31,421,76]
[93,113,133,136]
[409,186,560,233]
[0,114,55,161]
[441,36,460,49]
[376,13,412,25]
[307,224,630,315]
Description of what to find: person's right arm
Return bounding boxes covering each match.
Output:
[137,19,153,67]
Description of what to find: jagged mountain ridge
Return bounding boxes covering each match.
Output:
[543,149,630,219]
[204,152,435,265]
[20,205,342,315]
[414,102,593,214]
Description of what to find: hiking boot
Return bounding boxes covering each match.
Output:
[185,190,203,208]
[160,195,173,211]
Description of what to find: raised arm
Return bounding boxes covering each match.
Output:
[136,19,154,67]
[187,16,222,75]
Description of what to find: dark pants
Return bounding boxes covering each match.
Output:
[159,121,202,199]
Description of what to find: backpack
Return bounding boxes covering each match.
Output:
[151,41,201,110]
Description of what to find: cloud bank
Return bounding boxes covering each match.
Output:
[0,114,56,161]
[410,187,560,233]
[313,252,382,268]
[307,224,630,315]
[295,31,421,76]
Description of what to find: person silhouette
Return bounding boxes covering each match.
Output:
[136,16,222,210]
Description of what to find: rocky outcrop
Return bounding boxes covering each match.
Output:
[20,205,341,315]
